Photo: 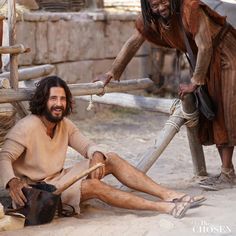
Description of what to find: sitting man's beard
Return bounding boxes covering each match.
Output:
[43,106,65,123]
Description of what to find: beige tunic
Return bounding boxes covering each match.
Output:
[0,115,104,212]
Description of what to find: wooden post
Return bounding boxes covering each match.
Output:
[8,0,28,117]
[181,93,207,176]
[87,0,104,8]
[8,0,18,90]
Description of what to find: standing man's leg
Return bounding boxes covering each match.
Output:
[219,146,234,169]
[200,146,235,190]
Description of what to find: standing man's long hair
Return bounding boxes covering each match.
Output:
[140,0,182,27]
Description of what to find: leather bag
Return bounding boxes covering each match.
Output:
[178,12,216,120]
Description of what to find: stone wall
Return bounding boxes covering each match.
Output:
[5,11,151,84]
[1,11,152,118]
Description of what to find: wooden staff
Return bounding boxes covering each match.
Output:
[53,163,104,195]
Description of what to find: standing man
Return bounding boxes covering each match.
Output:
[96,0,236,190]
[0,76,205,219]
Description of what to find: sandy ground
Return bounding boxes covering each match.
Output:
[1,107,236,236]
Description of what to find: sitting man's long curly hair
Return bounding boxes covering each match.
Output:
[29,76,73,116]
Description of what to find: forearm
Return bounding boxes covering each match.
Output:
[109,30,145,80]
[191,10,213,85]
[0,139,25,188]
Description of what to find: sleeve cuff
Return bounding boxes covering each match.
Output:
[87,144,109,160]
[191,76,205,86]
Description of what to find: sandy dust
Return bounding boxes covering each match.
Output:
[1,107,236,236]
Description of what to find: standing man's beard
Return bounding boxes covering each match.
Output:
[152,12,172,27]
[43,106,65,123]
[152,12,171,21]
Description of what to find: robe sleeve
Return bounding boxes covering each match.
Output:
[0,139,25,188]
[191,9,213,85]
[67,119,109,159]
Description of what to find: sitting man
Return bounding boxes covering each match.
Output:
[0,76,205,219]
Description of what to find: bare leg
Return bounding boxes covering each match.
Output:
[81,179,189,218]
[221,146,234,169]
[103,153,187,201]
[217,146,234,169]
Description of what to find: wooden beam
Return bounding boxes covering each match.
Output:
[0,64,55,81]
[0,78,154,103]
[0,44,30,54]
[79,93,173,114]
[8,0,28,117]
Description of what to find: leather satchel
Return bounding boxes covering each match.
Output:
[5,183,75,226]
[178,12,216,120]
[194,85,215,120]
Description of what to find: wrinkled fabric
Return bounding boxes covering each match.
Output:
[136,0,236,145]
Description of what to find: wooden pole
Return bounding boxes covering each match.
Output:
[0,44,30,54]
[8,0,18,90]
[182,93,207,176]
[8,0,28,117]
[0,64,55,81]
[119,96,206,190]
[80,93,173,114]
[0,79,154,103]
[131,100,185,173]
[53,163,104,195]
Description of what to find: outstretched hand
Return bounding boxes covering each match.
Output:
[178,83,198,100]
[89,152,106,180]
[93,72,114,87]
[8,177,30,206]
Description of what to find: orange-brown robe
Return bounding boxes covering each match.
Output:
[136,0,236,146]
[0,17,3,70]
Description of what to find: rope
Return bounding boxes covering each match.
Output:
[166,99,199,132]
[86,81,105,111]
[166,119,181,132]
[86,95,94,111]
[181,105,199,128]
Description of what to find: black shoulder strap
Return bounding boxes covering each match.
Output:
[177,13,196,71]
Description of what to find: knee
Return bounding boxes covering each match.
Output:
[81,179,103,198]
[106,152,122,165]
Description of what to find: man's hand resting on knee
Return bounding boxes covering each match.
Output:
[7,177,29,206]
[89,152,106,179]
